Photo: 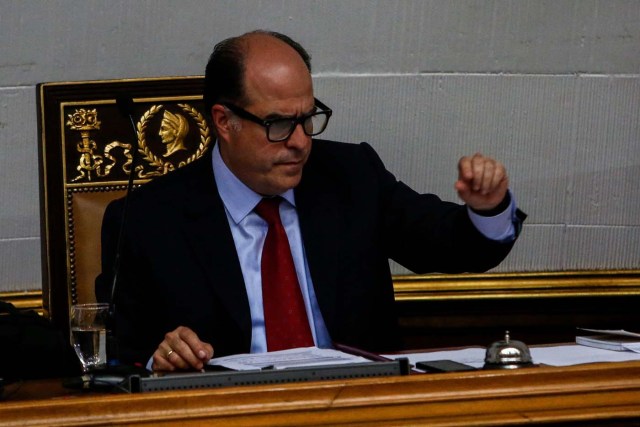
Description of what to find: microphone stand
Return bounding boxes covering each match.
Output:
[106,95,140,366]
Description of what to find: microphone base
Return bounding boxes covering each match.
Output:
[62,365,150,392]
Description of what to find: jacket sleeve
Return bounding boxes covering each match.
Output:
[359,142,522,274]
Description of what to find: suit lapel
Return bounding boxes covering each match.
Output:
[179,152,252,343]
[295,143,347,335]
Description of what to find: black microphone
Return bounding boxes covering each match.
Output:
[111,95,139,301]
[107,94,141,365]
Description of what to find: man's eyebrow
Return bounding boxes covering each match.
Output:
[263,112,291,120]
[263,106,316,121]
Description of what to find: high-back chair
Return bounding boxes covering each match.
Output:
[37,77,210,336]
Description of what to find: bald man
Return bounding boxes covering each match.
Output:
[97,30,525,371]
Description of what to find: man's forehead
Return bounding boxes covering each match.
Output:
[244,42,306,77]
[243,67,313,108]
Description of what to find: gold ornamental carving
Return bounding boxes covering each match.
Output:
[67,109,104,182]
[136,103,211,178]
[66,102,211,183]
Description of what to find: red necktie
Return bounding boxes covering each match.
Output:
[255,197,314,351]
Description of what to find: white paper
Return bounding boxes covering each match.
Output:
[207,346,371,371]
[531,344,640,365]
[577,328,640,338]
[622,342,640,354]
[383,344,640,369]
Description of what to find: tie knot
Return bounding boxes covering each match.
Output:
[254,197,282,225]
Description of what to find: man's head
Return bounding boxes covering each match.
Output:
[204,30,311,111]
[205,30,318,196]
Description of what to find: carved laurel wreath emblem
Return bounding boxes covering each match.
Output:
[136,103,211,178]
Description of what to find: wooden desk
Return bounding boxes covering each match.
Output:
[2,361,640,426]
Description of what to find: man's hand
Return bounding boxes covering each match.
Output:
[152,326,214,371]
[455,153,509,212]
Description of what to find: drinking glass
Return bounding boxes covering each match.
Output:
[70,303,109,372]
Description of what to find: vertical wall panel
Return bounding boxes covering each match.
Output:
[0,88,40,239]
[570,76,640,226]
[565,226,640,270]
[0,239,41,291]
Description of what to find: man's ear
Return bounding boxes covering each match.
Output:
[211,104,232,140]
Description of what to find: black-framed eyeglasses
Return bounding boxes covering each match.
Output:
[223,98,332,142]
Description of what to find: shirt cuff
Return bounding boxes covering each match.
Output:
[466,190,517,242]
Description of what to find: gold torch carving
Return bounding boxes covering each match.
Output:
[67,108,103,182]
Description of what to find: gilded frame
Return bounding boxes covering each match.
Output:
[6,270,640,315]
[394,269,640,301]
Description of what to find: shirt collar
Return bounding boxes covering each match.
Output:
[212,142,296,225]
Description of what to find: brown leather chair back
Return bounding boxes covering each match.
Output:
[38,77,209,334]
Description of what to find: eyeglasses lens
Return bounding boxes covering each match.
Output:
[268,120,294,141]
[267,112,329,142]
[307,114,327,135]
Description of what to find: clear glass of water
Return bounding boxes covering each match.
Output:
[70,303,109,373]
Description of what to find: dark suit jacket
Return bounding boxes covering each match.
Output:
[97,139,520,365]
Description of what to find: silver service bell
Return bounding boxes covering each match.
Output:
[484,331,535,369]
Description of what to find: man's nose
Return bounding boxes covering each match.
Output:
[284,123,310,149]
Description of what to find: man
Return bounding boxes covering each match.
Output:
[97,30,525,372]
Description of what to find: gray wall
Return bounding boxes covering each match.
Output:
[1,0,638,292]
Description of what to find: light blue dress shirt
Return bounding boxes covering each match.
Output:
[211,143,516,353]
[212,144,332,352]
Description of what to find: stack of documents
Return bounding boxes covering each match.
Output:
[575,328,640,353]
[206,347,371,371]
